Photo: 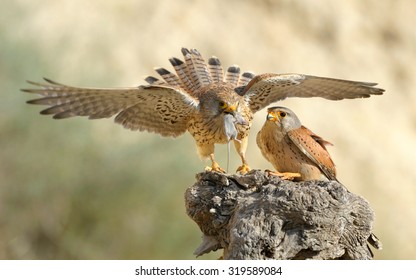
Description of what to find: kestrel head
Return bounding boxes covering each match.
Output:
[199,84,248,126]
[266,106,301,132]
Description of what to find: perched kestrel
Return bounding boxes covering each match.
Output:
[257,106,337,181]
[22,48,384,173]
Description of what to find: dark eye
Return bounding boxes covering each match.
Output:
[278,111,287,117]
[219,101,227,109]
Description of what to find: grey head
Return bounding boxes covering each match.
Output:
[266,106,302,132]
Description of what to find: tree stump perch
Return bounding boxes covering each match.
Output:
[185,170,381,260]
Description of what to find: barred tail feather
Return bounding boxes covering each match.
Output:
[181,48,201,92]
[225,65,240,86]
[190,48,212,86]
[169,57,194,92]
[145,76,165,86]
[148,48,255,96]
[238,72,255,87]
[208,57,224,83]
[155,68,181,87]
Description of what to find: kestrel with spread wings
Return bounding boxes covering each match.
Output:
[22,47,384,173]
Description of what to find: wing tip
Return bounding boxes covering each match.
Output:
[369,87,385,95]
[358,81,385,95]
[39,107,54,115]
[21,80,44,91]
[22,78,65,92]
[43,77,53,83]
[26,99,41,104]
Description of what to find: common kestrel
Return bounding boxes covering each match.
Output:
[257,106,337,181]
[256,106,383,254]
[22,47,384,173]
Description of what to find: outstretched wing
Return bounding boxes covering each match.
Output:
[22,79,199,137]
[243,73,385,113]
[287,126,337,181]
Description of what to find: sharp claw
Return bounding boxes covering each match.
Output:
[206,162,226,173]
[266,169,301,181]
[237,164,251,175]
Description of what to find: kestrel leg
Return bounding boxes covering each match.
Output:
[197,143,225,173]
[234,137,251,174]
[207,154,226,173]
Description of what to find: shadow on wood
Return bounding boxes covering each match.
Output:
[185,170,381,260]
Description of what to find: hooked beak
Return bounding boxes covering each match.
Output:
[224,104,237,114]
[266,111,279,122]
[224,103,248,126]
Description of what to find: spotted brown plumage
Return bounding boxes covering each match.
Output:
[257,106,337,181]
[22,48,384,173]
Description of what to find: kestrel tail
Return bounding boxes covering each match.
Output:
[22,47,384,174]
[257,106,337,181]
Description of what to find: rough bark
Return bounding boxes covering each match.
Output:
[185,170,381,260]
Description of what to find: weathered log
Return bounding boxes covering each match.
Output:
[185,170,381,260]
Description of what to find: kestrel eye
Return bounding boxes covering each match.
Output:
[219,101,227,109]
[279,111,287,117]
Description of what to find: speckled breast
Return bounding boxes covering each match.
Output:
[188,111,252,145]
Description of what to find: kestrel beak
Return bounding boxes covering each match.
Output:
[224,103,248,126]
[267,111,279,122]
[224,104,238,114]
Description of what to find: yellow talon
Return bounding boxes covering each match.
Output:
[266,169,301,181]
[205,161,226,173]
[237,164,251,175]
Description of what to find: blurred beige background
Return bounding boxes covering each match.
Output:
[1,0,415,259]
